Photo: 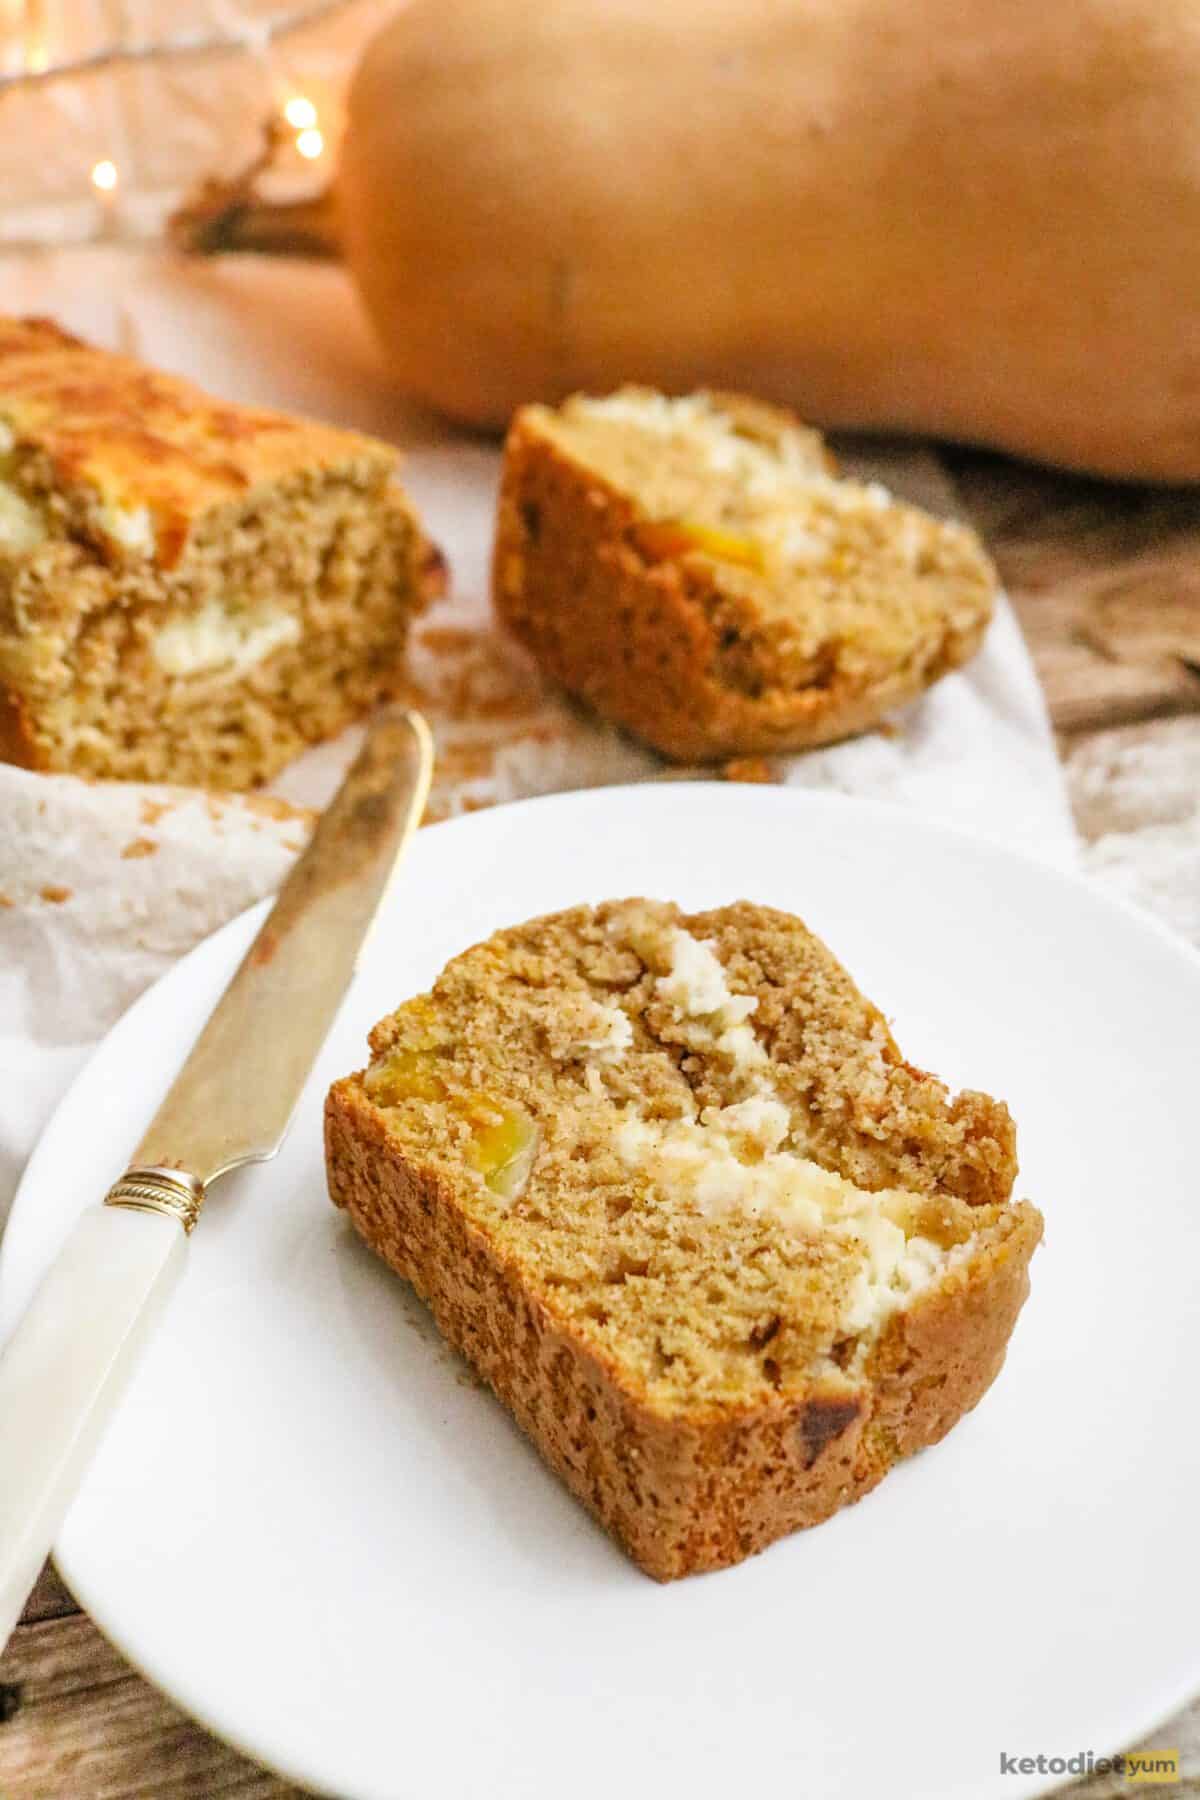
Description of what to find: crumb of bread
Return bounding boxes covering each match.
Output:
[326,897,1041,1579]
[493,387,996,761]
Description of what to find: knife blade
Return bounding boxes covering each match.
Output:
[0,706,433,1648]
[133,706,432,1188]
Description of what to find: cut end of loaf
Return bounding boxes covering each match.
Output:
[0,466,443,788]
[0,315,445,788]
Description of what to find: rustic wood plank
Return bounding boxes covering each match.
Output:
[0,1613,310,1798]
[19,1559,78,1626]
[947,449,1200,732]
[1065,1699,1200,1797]
[1021,629,1199,734]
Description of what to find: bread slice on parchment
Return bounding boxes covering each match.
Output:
[0,316,444,789]
[325,898,1041,1580]
[493,388,995,760]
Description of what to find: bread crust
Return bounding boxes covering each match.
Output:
[492,403,993,761]
[325,1077,1041,1580]
[0,681,39,770]
[0,316,400,570]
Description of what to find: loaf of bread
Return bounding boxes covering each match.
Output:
[0,317,443,788]
[493,388,996,761]
[325,898,1041,1579]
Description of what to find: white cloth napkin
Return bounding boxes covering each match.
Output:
[0,248,1077,1236]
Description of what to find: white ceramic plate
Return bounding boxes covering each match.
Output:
[3,785,1199,1800]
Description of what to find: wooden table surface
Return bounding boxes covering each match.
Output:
[2,446,1198,1799]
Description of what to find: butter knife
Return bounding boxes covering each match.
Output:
[0,706,433,1648]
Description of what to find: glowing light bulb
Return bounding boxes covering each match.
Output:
[284,95,318,130]
[91,160,118,193]
[295,127,324,161]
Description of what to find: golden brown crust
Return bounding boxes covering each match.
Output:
[492,398,994,761]
[0,315,399,571]
[0,681,40,771]
[866,1208,1042,1458]
[326,1080,1041,1579]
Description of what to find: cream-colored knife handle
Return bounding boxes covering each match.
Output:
[0,1205,186,1649]
[0,708,432,1654]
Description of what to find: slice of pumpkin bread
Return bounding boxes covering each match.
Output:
[0,316,444,788]
[492,388,996,760]
[325,898,1041,1580]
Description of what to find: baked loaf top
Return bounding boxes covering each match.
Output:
[341,898,1040,1413]
[0,315,399,570]
[494,388,999,759]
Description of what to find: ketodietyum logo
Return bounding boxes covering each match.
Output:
[999,1749,1179,1785]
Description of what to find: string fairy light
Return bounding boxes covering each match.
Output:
[283,94,317,130]
[282,91,325,161]
[0,0,365,93]
[89,156,120,239]
[0,0,356,243]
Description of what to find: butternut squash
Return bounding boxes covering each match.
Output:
[339,0,1200,481]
